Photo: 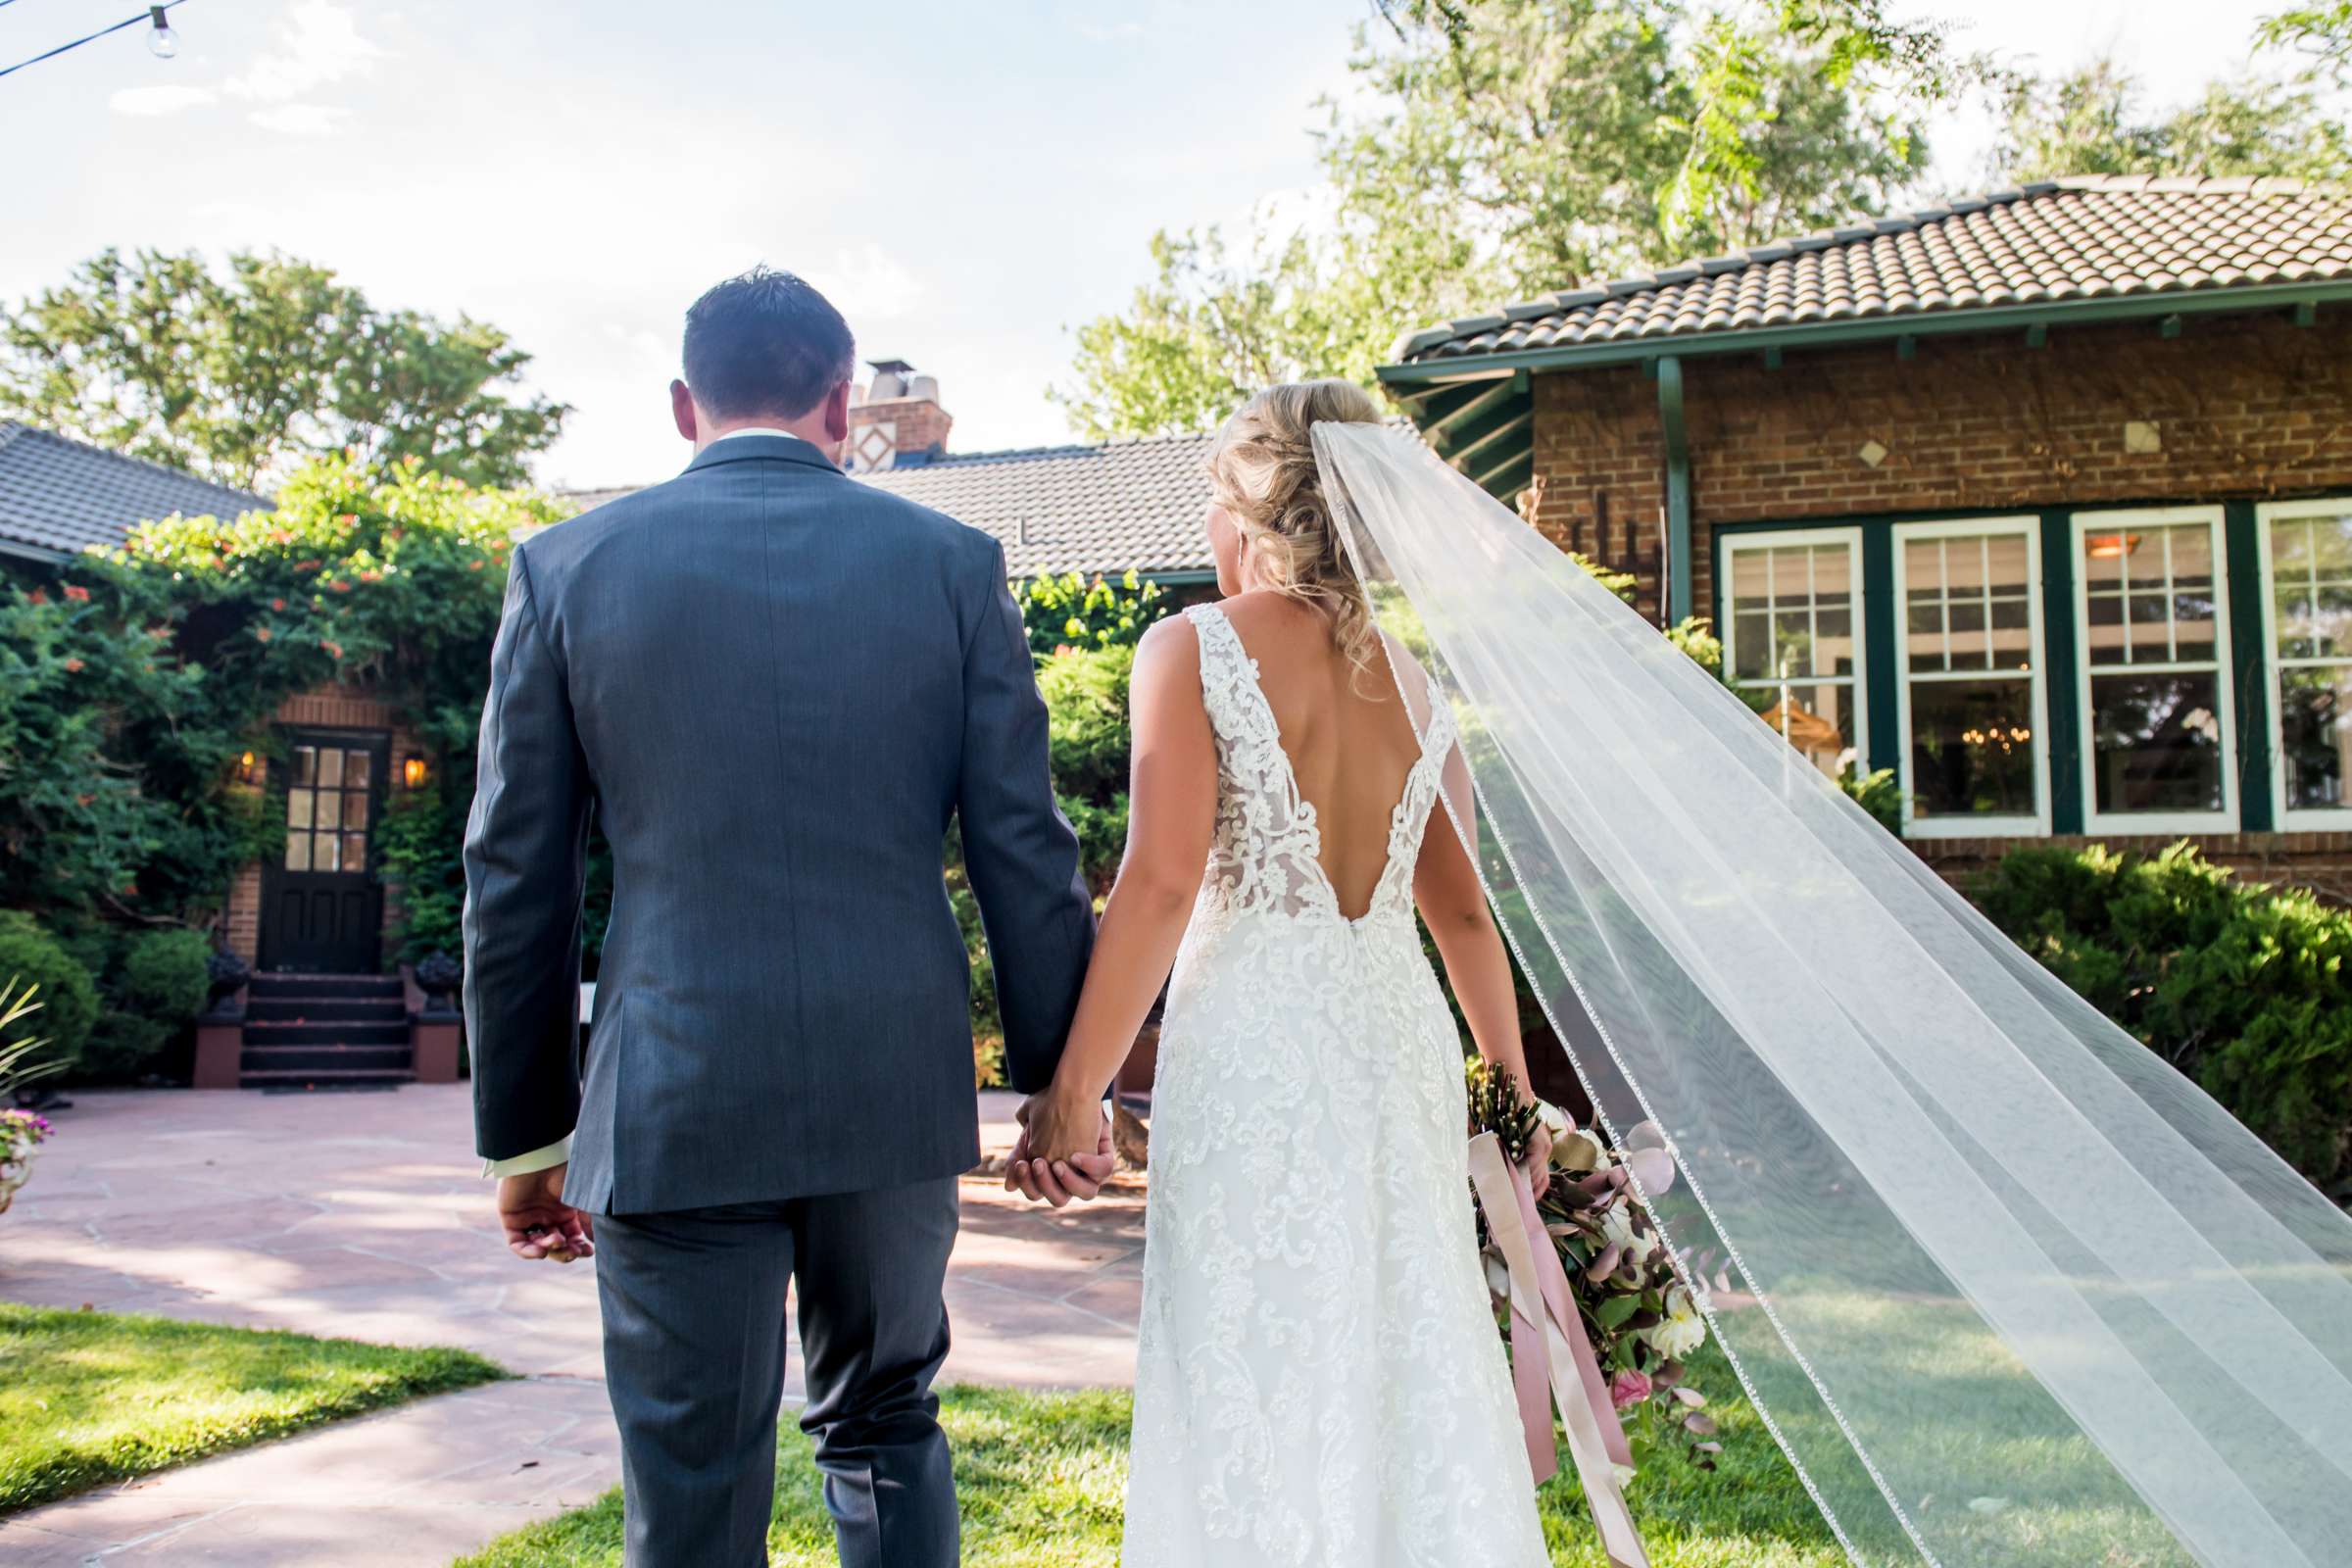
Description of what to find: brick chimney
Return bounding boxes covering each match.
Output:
[846,359,953,472]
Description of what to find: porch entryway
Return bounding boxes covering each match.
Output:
[259,729,389,974]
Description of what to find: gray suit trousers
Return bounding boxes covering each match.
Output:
[594,1177,960,1568]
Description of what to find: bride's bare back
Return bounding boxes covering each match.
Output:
[1210,590,1431,920]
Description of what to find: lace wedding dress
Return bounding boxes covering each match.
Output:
[1121,604,1548,1568]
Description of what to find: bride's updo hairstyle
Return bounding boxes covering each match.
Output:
[1205,378,1388,683]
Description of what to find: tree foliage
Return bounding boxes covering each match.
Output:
[1055,0,1931,438]
[1989,57,2352,183]
[2258,2,2352,86]
[0,456,557,940]
[0,249,568,491]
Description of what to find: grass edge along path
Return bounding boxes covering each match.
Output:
[459,1370,1847,1568]
[0,1299,508,1513]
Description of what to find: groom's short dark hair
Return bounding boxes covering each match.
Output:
[681,266,856,420]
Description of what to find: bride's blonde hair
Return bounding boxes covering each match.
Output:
[1205,378,1388,683]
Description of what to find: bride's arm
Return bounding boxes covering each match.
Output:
[1414,744,1552,1190]
[1015,615,1218,1177]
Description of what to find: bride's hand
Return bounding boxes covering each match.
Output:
[1009,1087,1114,1207]
[1522,1122,1552,1200]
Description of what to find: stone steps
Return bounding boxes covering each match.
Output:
[239,973,414,1088]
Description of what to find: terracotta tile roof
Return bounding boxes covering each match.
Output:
[557,432,1222,578]
[1393,175,2352,365]
[0,422,268,561]
[859,431,1217,577]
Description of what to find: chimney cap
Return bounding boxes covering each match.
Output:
[866,358,916,377]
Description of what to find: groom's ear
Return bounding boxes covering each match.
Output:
[670,379,699,443]
[820,379,852,448]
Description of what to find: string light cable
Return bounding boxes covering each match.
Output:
[0,2,190,82]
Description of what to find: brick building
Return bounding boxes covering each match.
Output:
[1,423,425,977]
[1382,175,2352,899]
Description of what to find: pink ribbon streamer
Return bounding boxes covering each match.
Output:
[1469,1131,1649,1568]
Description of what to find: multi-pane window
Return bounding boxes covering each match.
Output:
[283,744,374,873]
[1893,518,2046,834]
[2260,500,2352,826]
[1722,529,1865,780]
[2072,508,2234,831]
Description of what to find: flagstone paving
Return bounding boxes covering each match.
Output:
[0,1083,1143,1564]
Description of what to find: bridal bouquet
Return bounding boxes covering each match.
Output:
[0,1109,52,1216]
[1467,1060,1722,1473]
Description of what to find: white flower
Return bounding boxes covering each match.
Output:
[1644,1284,1706,1359]
[1598,1201,1657,1264]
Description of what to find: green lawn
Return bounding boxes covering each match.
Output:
[458,1362,1848,1568]
[0,1300,506,1513]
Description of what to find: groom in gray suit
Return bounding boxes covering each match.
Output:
[464,267,1099,1567]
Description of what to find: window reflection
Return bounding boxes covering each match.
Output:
[2087,672,2225,814]
[276,742,381,879]
[2271,509,2352,817]
[1901,523,2040,824]
[1726,535,1864,782]
[2280,665,2351,810]
[2077,514,2230,823]
[1908,679,2038,819]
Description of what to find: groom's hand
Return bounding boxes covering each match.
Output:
[1007,1091,1114,1208]
[498,1164,595,1263]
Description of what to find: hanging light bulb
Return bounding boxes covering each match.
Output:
[146,6,179,59]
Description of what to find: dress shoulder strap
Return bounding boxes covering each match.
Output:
[1183,604,1266,748]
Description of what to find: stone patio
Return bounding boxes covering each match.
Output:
[0,1083,1142,1565]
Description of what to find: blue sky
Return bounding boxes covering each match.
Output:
[0,0,2302,488]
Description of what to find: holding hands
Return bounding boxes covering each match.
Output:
[1005,1086,1116,1207]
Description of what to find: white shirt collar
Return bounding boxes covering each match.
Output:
[710,425,797,443]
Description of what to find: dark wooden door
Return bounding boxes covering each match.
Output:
[260,730,389,973]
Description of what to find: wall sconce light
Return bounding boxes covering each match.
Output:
[237,750,264,786]
[402,755,430,790]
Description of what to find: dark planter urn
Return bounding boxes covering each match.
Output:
[415,951,463,1011]
[206,949,252,1011]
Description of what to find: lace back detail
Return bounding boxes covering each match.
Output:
[1185,603,1454,926]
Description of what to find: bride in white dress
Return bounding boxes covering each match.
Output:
[1008,380,1554,1566]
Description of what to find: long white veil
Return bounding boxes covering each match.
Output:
[1313,418,2352,1568]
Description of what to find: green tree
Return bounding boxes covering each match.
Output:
[1055,0,1930,439]
[2258,3,2352,85]
[1989,57,2352,183]
[0,249,568,490]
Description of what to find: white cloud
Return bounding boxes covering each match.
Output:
[249,104,350,136]
[816,243,924,321]
[109,84,220,117]
[227,1,383,103]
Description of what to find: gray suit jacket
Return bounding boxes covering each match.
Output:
[463,433,1094,1214]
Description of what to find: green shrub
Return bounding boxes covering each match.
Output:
[120,929,212,1024]
[1037,644,1133,806]
[1838,764,1903,835]
[1016,570,1169,658]
[376,786,465,964]
[64,927,218,1082]
[0,913,98,1075]
[78,1012,173,1081]
[1971,842,2352,1187]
